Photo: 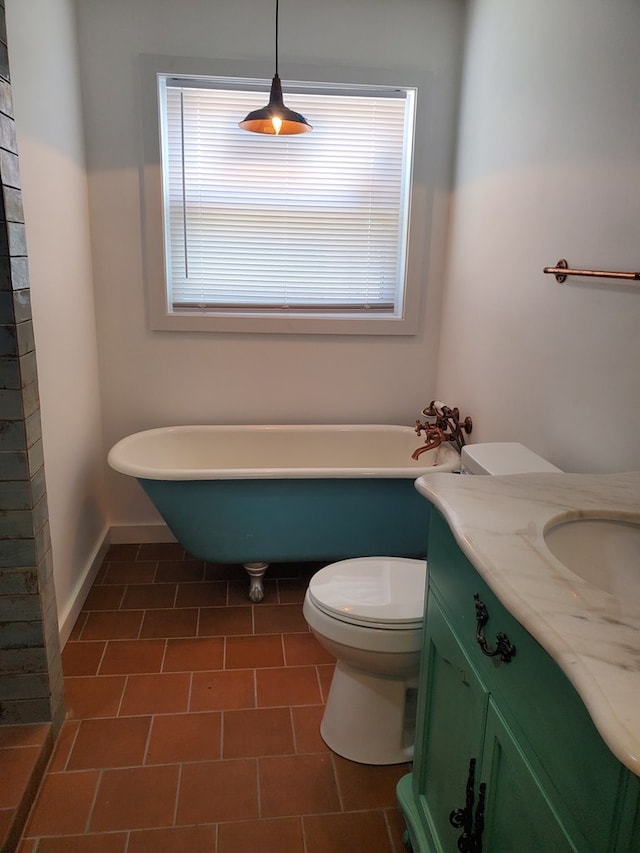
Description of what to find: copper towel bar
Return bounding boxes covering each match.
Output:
[544,258,640,284]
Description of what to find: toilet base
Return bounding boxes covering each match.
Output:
[320,660,417,765]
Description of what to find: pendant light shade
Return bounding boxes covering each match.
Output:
[239,74,312,135]
[239,0,312,135]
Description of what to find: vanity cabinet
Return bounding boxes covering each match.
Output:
[397,509,640,853]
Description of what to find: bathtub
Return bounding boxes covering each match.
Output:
[108,425,460,601]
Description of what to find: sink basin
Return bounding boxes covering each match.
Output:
[544,517,640,597]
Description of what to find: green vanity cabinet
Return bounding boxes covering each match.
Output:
[397,509,639,853]
[400,592,574,851]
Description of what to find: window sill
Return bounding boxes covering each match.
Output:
[149,310,418,336]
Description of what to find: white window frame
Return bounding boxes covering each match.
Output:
[139,55,424,335]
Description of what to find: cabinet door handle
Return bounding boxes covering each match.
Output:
[474,594,516,663]
[449,758,475,833]
[449,758,484,852]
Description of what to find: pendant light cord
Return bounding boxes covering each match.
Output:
[275,0,279,77]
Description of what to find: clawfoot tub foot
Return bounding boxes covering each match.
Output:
[243,562,269,602]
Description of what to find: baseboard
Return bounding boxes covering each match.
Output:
[58,530,110,649]
[109,523,177,544]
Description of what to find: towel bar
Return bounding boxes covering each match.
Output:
[544,258,640,284]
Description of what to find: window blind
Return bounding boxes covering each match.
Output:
[160,78,414,316]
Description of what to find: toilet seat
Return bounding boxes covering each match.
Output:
[307,557,426,629]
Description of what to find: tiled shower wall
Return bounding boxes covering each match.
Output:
[0,0,64,731]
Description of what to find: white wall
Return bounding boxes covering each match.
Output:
[6,0,109,640]
[7,0,637,638]
[72,0,467,528]
[437,0,640,473]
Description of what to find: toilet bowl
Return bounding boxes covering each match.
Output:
[302,442,562,766]
[303,556,427,765]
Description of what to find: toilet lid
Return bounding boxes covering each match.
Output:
[307,557,427,628]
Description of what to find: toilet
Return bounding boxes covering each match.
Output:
[303,442,561,765]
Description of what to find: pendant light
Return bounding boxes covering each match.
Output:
[239,0,312,135]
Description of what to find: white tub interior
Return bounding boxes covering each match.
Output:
[108,425,461,480]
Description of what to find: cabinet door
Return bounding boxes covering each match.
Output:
[615,772,640,852]
[414,594,488,853]
[427,509,622,849]
[480,701,577,852]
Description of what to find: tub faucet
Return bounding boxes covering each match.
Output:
[412,401,473,460]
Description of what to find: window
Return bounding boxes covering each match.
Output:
[141,59,422,334]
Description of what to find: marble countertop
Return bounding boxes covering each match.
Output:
[414,470,640,776]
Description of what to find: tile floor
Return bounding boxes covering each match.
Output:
[0,723,52,852]
[15,543,410,852]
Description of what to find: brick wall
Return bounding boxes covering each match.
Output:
[0,0,64,731]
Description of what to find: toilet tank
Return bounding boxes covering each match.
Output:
[460,442,562,475]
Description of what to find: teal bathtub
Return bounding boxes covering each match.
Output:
[108,425,460,600]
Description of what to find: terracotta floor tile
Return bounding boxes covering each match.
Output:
[90,765,180,832]
[104,544,140,562]
[101,560,157,585]
[176,758,258,824]
[303,810,394,853]
[127,824,216,853]
[386,806,410,853]
[283,633,335,666]
[333,755,410,810]
[93,562,109,584]
[254,603,309,634]
[155,560,205,583]
[63,676,126,719]
[175,580,227,608]
[190,669,256,712]
[256,666,322,707]
[47,720,80,771]
[228,579,278,605]
[62,641,106,676]
[225,634,284,669]
[67,716,151,770]
[223,707,294,758]
[67,611,88,640]
[24,770,99,836]
[198,605,253,637]
[120,583,177,610]
[98,639,165,675]
[316,663,336,702]
[139,608,198,639]
[259,753,340,817]
[146,712,221,764]
[277,577,310,604]
[137,543,185,561]
[219,816,304,853]
[80,610,143,641]
[35,833,128,852]
[0,746,41,809]
[82,585,126,611]
[120,672,190,716]
[291,705,330,754]
[16,552,411,852]
[0,723,49,749]
[163,636,224,672]
[0,809,14,849]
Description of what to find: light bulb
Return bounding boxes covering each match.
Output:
[272,116,282,135]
